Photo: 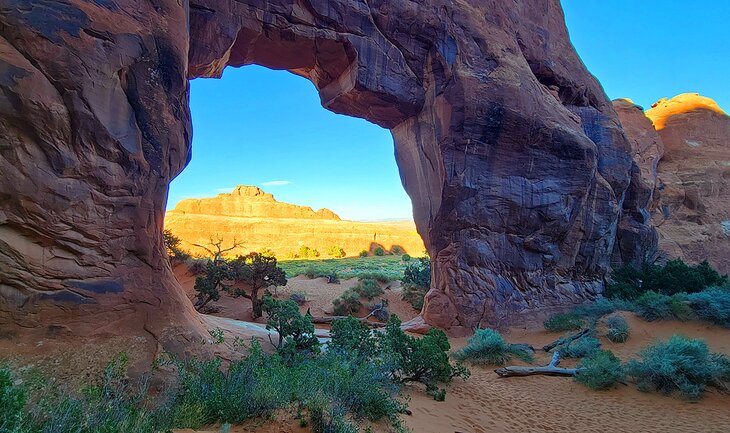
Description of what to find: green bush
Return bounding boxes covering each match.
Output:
[355,272,391,284]
[373,247,385,256]
[575,350,625,390]
[390,246,403,255]
[572,298,635,322]
[380,316,469,399]
[332,289,363,316]
[686,287,730,328]
[556,336,601,359]
[358,250,369,258]
[543,313,584,332]
[326,245,346,258]
[606,259,727,300]
[401,254,411,262]
[626,335,730,400]
[634,291,691,322]
[367,301,390,322]
[402,257,430,288]
[453,329,534,365]
[329,316,377,359]
[352,277,384,300]
[402,284,428,311]
[163,229,191,260]
[604,316,630,343]
[305,266,340,284]
[289,291,307,305]
[262,297,320,360]
[0,367,27,433]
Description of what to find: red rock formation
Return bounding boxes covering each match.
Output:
[0,0,654,344]
[164,185,425,257]
[647,94,729,272]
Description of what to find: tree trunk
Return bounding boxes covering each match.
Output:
[542,329,590,352]
[494,352,583,377]
[251,287,262,319]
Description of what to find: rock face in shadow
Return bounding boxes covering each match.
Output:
[0,0,654,341]
[622,94,729,273]
[165,185,425,257]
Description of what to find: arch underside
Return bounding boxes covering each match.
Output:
[0,0,655,343]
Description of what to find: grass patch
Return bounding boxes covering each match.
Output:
[279,255,410,281]
[453,329,534,365]
[543,313,584,332]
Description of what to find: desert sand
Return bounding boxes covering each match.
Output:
[171,263,730,433]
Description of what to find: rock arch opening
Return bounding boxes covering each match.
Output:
[0,0,656,346]
[166,64,424,260]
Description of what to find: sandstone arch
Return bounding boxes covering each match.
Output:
[0,0,655,345]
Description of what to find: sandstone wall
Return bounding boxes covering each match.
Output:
[0,0,656,342]
[614,94,729,274]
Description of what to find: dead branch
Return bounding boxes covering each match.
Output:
[542,328,590,352]
[494,352,582,378]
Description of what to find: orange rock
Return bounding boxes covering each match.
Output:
[164,185,425,257]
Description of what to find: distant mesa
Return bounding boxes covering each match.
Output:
[165,185,425,258]
[170,185,341,220]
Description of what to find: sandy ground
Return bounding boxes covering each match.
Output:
[174,263,730,433]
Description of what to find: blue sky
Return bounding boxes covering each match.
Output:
[168,2,728,220]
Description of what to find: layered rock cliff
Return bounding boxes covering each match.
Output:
[165,185,425,257]
[614,94,729,273]
[0,0,655,344]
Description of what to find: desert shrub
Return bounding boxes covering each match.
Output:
[0,366,27,432]
[324,272,340,284]
[686,287,730,328]
[543,313,584,332]
[606,259,727,300]
[326,245,346,258]
[358,250,368,258]
[373,247,385,256]
[380,315,469,399]
[299,246,320,259]
[575,350,625,390]
[402,284,428,311]
[572,298,635,322]
[289,291,307,305]
[626,335,730,400]
[604,316,630,343]
[352,277,384,300]
[262,297,319,360]
[304,265,320,278]
[556,336,601,359]
[193,259,228,311]
[401,254,411,262]
[329,316,377,359]
[228,252,288,319]
[453,328,533,365]
[163,229,191,260]
[402,257,430,288]
[390,245,403,255]
[634,291,691,322]
[332,289,363,316]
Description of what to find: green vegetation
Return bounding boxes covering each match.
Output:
[279,255,410,281]
[543,313,584,332]
[390,246,403,255]
[401,256,430,310]
[603,316,630,343]
[359,250,369,258]
[555,335,601,359]
[606,259,727,300]
[289,291,307,305]
[163,229,190,260]
[326,245,346,258]
[373,247,385,256]
[227,252,288,319]
[625,335,730,400]
[453,329,534,365]
[304,266,340,284]
[401,254,411,262]
[575,350,625,390]
[2,302,470,432]
[193,259,226,311]
[686,287,730,328]
[352,277,384,300]
[634,291,691,322]
[332,289,363,316]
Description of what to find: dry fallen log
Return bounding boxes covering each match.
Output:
[542,328,590,352]
[494,352,583,378]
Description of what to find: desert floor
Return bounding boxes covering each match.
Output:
[172,263,730,433]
